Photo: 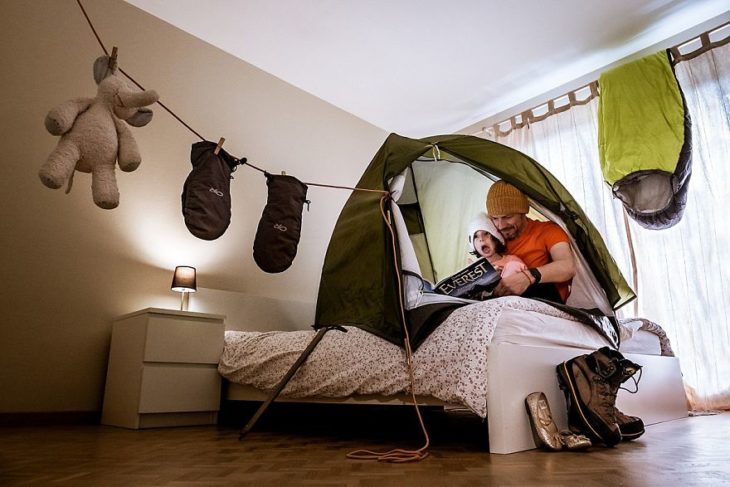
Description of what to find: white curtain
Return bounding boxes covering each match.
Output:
[484,43,730,410]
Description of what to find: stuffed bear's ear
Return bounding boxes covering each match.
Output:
[93,55,115,84]
[126,108,153,127]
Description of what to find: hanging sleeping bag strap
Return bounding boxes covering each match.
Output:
[238,324,347,440]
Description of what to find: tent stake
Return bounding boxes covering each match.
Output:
[239,325,346,439]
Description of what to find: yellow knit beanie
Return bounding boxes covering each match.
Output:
[486,181,529,216]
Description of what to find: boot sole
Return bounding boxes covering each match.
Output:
[556,362,621,447]
[621,431,645,440]
[619,426,645,441]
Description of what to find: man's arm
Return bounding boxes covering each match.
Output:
[493,242,575,297]
[538,241,576,283]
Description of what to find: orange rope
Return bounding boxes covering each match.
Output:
[117,66,206,141]
[345,194,430,463]
[304,182,388,194]
[245,161,388,194]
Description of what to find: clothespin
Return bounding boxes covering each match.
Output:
[108,46,118,73]
[214,137,225,155]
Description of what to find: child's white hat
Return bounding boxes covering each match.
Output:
[467,212,504,250]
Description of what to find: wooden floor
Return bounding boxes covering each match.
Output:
[1,405,728,486]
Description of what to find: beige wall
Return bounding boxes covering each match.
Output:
[0,0,387,413]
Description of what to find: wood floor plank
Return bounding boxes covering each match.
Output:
[0,409,728,486]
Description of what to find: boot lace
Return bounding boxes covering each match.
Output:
[619,368,642,393]
[610,363,643,422]
[592,375,619,421]
[617,361,643,394]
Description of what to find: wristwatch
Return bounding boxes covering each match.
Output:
[528,268,542,285]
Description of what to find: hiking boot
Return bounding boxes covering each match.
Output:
[616,411,645,441]
[606,355,645,441]
[562,349,645,442]
[556,348,623,446]
[566,402,644,441]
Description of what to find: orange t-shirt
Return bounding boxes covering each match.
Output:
[505,219,572,302]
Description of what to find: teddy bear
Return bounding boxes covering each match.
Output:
[39,55,159,209]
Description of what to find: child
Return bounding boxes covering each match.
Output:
[467,212,527,278]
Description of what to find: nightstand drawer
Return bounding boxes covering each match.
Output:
[138,365,221,413]
[144,316,224,364]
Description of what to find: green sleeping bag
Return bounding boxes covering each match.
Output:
[598,50,692,230]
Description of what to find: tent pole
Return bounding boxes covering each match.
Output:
[409,167,437,280]
[238,325,346,440]
[621,207,640,316]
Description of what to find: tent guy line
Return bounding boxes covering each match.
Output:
[74,0,388,196]
[344,195,430,463]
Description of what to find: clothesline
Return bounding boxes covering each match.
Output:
[74,0,388,196]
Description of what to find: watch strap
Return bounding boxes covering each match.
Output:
[528,267,542,285]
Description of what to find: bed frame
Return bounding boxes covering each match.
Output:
[225,342,688,454]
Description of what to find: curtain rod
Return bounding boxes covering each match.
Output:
[474,20,730,138]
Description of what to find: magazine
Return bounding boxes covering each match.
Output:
[432,258,501,300]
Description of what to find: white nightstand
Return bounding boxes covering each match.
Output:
[101,307,226,429]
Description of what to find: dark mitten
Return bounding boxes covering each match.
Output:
[253,174,309,273]
[181,141,241,240]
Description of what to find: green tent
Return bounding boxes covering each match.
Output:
[314,133,635,347]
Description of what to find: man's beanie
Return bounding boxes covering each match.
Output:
[486,180,529,216]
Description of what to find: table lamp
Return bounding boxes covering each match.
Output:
[171,266,197,311]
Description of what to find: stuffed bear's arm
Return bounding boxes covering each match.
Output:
[114,117,141,172]
[45,97,93,135]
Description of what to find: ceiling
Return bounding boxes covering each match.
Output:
[127,0,729,137]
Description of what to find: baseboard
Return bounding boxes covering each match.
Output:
[0,411,101,427]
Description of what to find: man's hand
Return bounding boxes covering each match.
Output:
[494,242,576,298]
[494,271,532,297]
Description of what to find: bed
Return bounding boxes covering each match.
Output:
[219,297,687,454]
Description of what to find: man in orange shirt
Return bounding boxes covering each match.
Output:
[486,181,575,303]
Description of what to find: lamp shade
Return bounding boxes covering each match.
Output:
[171,266,197,292]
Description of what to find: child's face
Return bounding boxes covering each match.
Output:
[473,230,499,259]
